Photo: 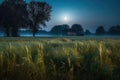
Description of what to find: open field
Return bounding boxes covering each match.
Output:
[0,37,120,80]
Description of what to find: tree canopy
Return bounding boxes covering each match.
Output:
[27,1,52,37]
[108,25,120,35]
[50,24,69,35]
[50,24,84,36]
[0,0,28,37]
[0,0,52,37]
[96,26,106,35]
[71,24,84,36]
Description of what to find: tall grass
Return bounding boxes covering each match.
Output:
[0,38,120,80]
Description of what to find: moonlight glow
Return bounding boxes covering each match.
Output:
[64,16,68,21]
[59,12,74,24]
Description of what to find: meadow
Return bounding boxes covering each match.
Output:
[0,37,120,80]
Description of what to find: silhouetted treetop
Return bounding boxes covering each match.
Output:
[96,26,106,35]
[108,25,120,35]
[27,1,52,37]
[71,24,84,35]
[0,0,28,37]
[85,29,91,34]
[50,24,69,35]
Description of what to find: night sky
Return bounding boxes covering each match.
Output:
[1,0,120,32]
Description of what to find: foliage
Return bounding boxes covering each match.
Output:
[71,24,84,36]
[0,0,28,37]
[50,24,69,35]
[96,26,106,35]
[84,29,91,34]
[50,24,84,36]
[0,0,52,37]
[108,25,120,35]
[27,1,52,37]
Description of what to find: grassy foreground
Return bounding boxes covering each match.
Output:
[0,37,120,80]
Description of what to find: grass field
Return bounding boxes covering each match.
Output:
[0,37,120,80]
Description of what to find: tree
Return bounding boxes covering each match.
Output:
[71,24,84,36]
[50,24,69,35]
[0,0,28,37]
[108,25,120,35]
[50,25,61,35]
[61,24,70,35]
[96,26,106,35]
[27,1,52,37]
[85,29,91,35]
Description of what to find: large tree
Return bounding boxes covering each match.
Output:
[0,0,28,37]
[27,1,52,37]
[108,25,120,35]
[50,24,69,35]
[71,24,84,36]
[96,26,106,35]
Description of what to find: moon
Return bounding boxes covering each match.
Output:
[63,16,68,21]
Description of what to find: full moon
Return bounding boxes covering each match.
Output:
[63,16,68,21]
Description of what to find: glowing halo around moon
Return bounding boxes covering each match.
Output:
[63,16,68,21]
[59,12,74,24]
[62,15,70,23]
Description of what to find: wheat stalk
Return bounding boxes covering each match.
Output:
[99,43,103,66]
[25,45,31,63]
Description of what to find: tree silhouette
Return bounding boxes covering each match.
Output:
[50,25,61,35]
[0,0,28,37]
[85,29,91,35]
[108,25,120,35]
[96,26,106,35]
[71,24,84,36]
[50,24,69,35]
[61,24,70,35]
[27,1,52,37]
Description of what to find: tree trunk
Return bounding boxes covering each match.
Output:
[32,26,37,37]
[11,27,19,37]
[33,32,35,37]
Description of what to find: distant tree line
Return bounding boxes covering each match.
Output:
[50,24,84,36]
[0,0,52,37]
[96,25,120,35]
[50,24,120,36]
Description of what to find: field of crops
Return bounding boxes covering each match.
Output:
[0,37,120,80]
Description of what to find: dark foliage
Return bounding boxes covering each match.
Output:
[108,25,120,35]
[50,24,84,36]
[50,24,69,35]
[84,29,91,35]
[27,1,52,37]
[0,0,52,37]
[96,26,106,35]
[0,0,28,37]
[71,24,84,36]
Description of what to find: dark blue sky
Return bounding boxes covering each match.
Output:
[42,0,120,32]
[1,0,120,32]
